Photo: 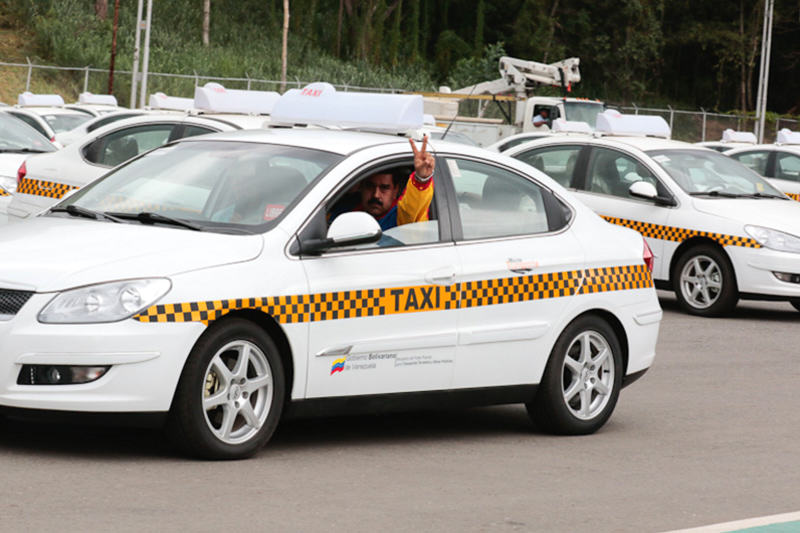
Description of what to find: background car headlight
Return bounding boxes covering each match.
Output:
[38,278,171,324]
[0,175,16,193]
[744,225,800,254]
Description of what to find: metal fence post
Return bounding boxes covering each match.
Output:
[668,105,674,132]
[25,57,32,91]
[701,107,707,142]
[246,72,251,90]
[194,70,199,87]
[84,66,90,93]
[632,103,639,115]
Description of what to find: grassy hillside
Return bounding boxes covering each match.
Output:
[1,0,440,105]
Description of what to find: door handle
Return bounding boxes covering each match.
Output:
[425,267,456,286]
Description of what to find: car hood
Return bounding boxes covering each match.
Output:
[692,197,800,235]
[0,217,264,292]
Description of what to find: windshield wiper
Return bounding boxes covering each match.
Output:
[688,190,740,198]
[50,205,123,223]
[106,211,205,231]
[0,148,50,154]
[742,192,788,199]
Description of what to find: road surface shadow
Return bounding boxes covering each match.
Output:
[657,290,799,322]
[0,404,549,459]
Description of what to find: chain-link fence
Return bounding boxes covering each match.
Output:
[3,59,799,143]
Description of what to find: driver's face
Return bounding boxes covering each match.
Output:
[360,173,399,218]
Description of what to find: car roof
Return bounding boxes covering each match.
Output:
[173,127,417,155]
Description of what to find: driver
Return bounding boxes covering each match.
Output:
[336,136,435,231]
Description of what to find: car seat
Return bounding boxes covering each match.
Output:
[104,136,139,167]
[482,175,522,211]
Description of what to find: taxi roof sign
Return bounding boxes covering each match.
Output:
[551,118,593,134]
[17,92,64,107]
[271,82,424,133]
[148,92,194,111]
[776,128,800,145]
[721,129,756,144]
[193,83,280,115]
[78,92,118,106]
[596,109,670,139]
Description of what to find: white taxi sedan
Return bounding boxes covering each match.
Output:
[724,129,800,201]
[0,87,660,459]
[505,111,800,316]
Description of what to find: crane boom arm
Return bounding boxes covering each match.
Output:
[453,56,581,97]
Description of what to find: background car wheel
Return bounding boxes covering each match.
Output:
[790,300,800,312]
[673,244,738,316]
[167,318,285,460]
[527,315,623,435]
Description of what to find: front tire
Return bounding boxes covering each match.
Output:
[673,244,738,316]
[167,318,285,460]
[527,315,623,435]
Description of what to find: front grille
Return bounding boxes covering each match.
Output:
[0,289,34,316]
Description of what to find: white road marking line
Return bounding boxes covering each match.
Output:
[665,511,800,532]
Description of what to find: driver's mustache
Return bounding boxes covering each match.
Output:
[367,199,382,206]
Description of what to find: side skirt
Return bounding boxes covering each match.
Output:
[284,385,539,419]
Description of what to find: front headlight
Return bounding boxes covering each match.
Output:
[39,278,171,324]
[0,175,16,193]
[744,225,800,254]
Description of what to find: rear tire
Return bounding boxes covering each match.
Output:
[673,244,738,316]
[527,315,623,435]
[167,318,285,460]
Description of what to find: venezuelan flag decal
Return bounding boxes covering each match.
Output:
[330,357,346,375]
[133,263,652,326]
[786,192,800,202]
[0,189,9,197]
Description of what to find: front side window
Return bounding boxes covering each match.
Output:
[60,140,342,232]
[648,149,784,197]
[587,147,658,198]
[515,145,582,187]
[83,124,176,167]
[775,152,800,182]
[449,158,560,239]
[728,150,769,176]
[324,160,440,249]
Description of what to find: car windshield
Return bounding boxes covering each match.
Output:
[0,113,56,152]
[646,149,784,197]
[41,112,92,133]
[429,130,479,146]
[563,102,604,128]
[59,140,342,231]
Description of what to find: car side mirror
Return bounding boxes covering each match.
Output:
[628,181,677,207]
[300,211,382,254]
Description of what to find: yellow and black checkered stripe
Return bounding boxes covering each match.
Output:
[17,177,78,199]
[133,264,652,325]
[0,188,9,197]
[785,192,800,202]
[601,216,761,248]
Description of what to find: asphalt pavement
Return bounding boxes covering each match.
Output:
[1,292,799,532]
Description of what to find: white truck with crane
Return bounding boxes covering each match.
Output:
[424,56,606,147]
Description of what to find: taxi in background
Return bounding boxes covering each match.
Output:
[724,129,800,201]
[0,84,660,459]
[695,129,758,153]
[3,92,92,145]
[504,110,800,316]
[6,84,277,222]
[0,113,57,223]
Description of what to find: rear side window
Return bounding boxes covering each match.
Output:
[83,124,176,167]
[180,125,218,139]
[514,145,582,187]
[728,151,769,176]
[447,157,568,239]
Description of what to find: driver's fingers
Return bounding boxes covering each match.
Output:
[421,135,428,154]
[409,137,419,156]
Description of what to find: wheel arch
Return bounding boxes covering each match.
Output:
[566,309,629,375]
[668,237,734,284]
[175,309,295,407]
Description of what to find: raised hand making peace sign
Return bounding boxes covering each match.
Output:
[410,135,435,181]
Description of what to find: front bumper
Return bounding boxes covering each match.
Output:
[0,294,206,412]
[729,246,800,300]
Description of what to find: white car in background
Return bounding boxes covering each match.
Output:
[0,84,660,459]
[0,113,58,223]
[54,110,148,146]
[4,92,92,145]
[724,129,800,202]
[65,92,125,117]
[695,129,758,153]
[505,110,800,316]
[7,112,267,221]
[487,120,593,153]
